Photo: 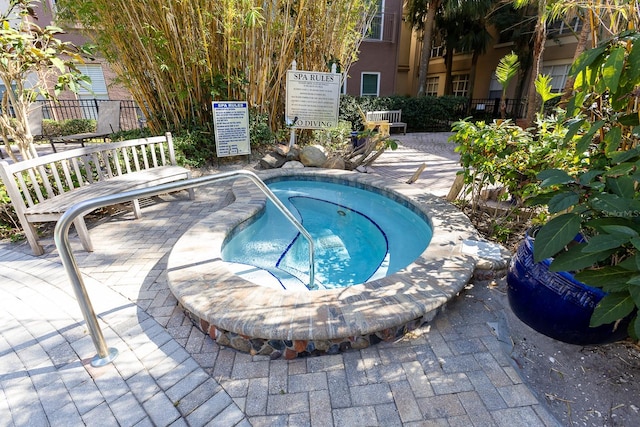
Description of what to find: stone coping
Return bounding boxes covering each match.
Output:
[167,169,479,357]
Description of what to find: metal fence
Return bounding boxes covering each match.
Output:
[36,99,145,131]
[466,98,527,121]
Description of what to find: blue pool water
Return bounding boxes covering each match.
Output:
[221,179,433,290]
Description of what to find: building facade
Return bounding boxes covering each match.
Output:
[350,3,583,113]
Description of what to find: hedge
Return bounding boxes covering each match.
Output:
[339,95,468,132]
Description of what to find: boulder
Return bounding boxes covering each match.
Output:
[300,145,327,167]
[322,156,345,170]
[275,144,301,161]
[259,151,287,169]
[282,160,305,169]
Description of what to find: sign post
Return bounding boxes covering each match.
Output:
[286,62,341,147]
[212,101,251,158]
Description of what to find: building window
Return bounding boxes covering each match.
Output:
[547,17,583,38]
[488,73,502,99]
[541,64,570,92]
[425,77,439,96]
[76,64,108,99]
[361,72,380,96]
[365,0,384,40]
[451,74,469,97]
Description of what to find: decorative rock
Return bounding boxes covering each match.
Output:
[282,160,305,169]
[350,336,370,350]
[276,144,301,161]
[259,152,287,169]
[322,156,345,170]
[299,145,327,167]
[284,348,298,359]
[274,144,291,156]
[216,332,231,347]
[230,334,252,353]
[200,318,210,333]
[286,145,301,161]
[314,340,331,351]
[293,340,307,352]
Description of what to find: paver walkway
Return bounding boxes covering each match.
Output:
[0,133,561,426]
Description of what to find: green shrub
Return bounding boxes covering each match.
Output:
[339,94,468,132]
[249,110,274,148]
[42,118,95,136]
[311,120,353,154]
[109,128,153,141]
[173,129,217,168]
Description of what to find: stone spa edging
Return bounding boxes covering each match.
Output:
[167,169,480,359]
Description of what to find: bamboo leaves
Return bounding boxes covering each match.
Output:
[59,0,373,132]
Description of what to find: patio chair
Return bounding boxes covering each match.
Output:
[0,104,43,159]
[49,100,121,152]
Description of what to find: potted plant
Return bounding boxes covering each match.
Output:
[508,31,640,344]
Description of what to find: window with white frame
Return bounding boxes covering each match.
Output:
[76,64,108,99]
[541,64,571,92]
[547,17,583,38]
[365,0,384,40]
[425,77,439,96]
[361,72,380,96]
[451,74,470,97]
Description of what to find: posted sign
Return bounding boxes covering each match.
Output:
[286,70,341,129]
[212,101,251,157]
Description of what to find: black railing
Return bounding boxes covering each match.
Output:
[36,99,145,131]
[467,98,527,121]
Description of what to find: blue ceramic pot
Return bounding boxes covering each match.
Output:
[507,232,627,345]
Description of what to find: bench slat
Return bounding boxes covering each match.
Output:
[37,165,55,199]
[112,148,122,176]
[131,147,141,172]
[27,168,45,203]
[61,160,74,191]
[150,143,159,168]
[17,172,35,208]
[122,146,132,174]
[141,145,150,169]
[49,161,64,195]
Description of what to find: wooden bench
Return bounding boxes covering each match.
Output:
[0,132,194,255]
[365,110,407,134]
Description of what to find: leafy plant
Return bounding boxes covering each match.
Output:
[450,73,578,244]
[531,31,640,339]
[0,0,92,161]
[495,52,520,119]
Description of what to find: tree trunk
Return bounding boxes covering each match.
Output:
[467,51,480,103]
[443,50,454,95]
[560,17,591,106]
[416,1,440,96]
[524,2,546,127]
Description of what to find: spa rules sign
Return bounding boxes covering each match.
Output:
[212,101,251,157]
[286,68,341,129]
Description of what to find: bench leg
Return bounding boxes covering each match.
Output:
[23,220,44,256]
[74,217,94,252]
[132,199,142,219]
[187,188,195,200]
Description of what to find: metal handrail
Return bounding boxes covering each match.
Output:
[54,169,315,367]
